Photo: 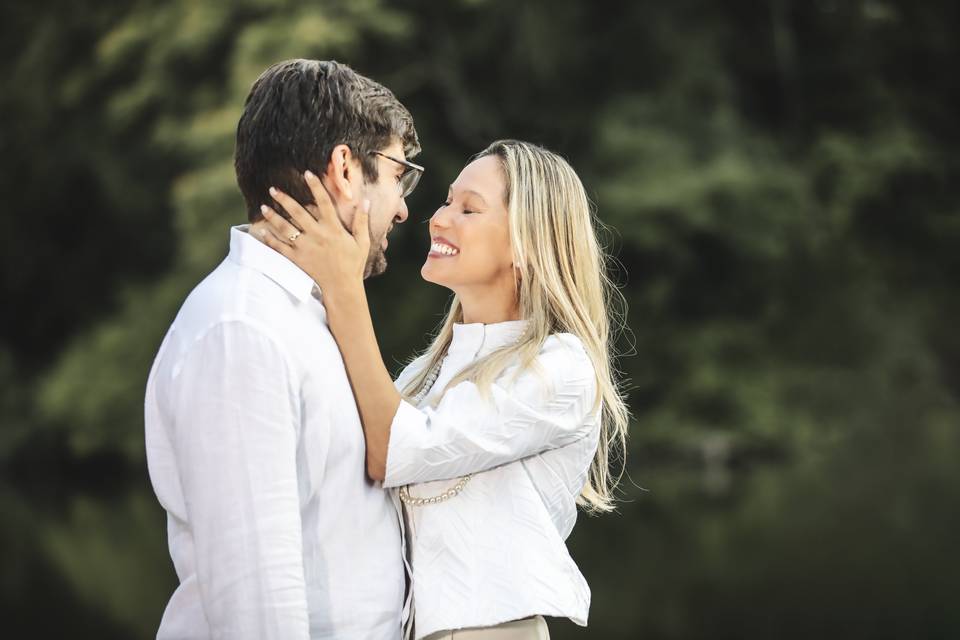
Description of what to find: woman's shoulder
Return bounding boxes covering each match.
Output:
[542,331,587,352]
[537,332,592,369]
[503,332,595,396]
[486,332,597,416]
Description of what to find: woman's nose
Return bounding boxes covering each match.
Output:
[429,206,451,231]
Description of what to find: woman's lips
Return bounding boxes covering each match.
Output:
[428,238,460,258]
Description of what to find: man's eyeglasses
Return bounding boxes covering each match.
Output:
[371,151,424,198]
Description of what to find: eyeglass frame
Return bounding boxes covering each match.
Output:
[370,151,425,198]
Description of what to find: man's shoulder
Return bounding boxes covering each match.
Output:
[158,257,338,376]
[175,257,309,333]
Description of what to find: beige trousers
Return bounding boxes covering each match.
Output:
[422,616,549,640]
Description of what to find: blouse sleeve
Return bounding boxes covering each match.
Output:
[383,333,599,488]
[392,353,431,393]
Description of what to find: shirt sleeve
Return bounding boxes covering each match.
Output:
[170,320,310,640]
[383,333,599,488]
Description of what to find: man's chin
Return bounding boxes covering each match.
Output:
[363,250,388,279]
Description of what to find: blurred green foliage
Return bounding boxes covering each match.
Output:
[1,0,958,638]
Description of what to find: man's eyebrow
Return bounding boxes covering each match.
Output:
[449,185,489,206]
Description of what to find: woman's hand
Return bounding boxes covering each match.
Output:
[259,171,399,481]
[258,170,371,290]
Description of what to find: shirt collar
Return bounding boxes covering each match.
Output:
[449,320,529,357]
[227,225,319,303]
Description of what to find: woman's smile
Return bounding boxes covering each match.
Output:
[428,237,460,258]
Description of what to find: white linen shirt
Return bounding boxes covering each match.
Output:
[385,321,601,639]
[145,226,405,640]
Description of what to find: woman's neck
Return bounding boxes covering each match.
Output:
[457,287,520,325]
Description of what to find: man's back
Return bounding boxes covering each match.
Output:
[145,226,404,639]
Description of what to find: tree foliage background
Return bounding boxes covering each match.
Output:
[2,0,958,638]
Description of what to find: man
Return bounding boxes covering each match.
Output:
[144,59,423,639]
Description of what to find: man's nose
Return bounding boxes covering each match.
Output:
[394,198,409,224]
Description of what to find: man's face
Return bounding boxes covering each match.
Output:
[358,141,411,278]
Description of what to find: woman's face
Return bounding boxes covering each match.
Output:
[421,155,516,296]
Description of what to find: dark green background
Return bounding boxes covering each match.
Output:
[2,1,958,638]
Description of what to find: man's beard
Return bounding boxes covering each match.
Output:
[363,227,389,279]
[364,247,387,278]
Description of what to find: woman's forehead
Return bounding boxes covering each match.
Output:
[451,156,504,204]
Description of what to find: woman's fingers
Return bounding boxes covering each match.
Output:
[269,186,316,233]
[260,204,301,245]
[257,224,295,259]
[352,199,372,244]
[303,171,340,227]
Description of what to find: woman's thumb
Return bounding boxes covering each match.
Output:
[353,199,371,242]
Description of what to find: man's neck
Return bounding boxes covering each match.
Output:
[247,220,270,243]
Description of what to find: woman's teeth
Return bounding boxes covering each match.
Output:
[431,242,459,256]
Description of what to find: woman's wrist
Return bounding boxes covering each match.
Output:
[321,278,369,334]
[318,275,364,307]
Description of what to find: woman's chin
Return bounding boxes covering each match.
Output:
[421,263,450,287]
[420,263,436,282]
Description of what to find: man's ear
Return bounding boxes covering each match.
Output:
[322,144,362,203]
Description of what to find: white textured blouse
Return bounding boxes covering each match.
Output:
[385,320,601,639]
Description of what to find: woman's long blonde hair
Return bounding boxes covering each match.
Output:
[402,139,630,513]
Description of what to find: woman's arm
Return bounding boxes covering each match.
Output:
[258,173,401,481]
[383,333,599,487]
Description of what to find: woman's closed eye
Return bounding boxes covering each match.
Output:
[440,198,479,214]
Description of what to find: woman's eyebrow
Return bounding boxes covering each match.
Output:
[449,186,488,206]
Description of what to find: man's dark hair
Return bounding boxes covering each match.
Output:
[235,59,420,222]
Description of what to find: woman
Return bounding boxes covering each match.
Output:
[259,140,629,639]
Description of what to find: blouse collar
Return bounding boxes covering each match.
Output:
[449,320,529,358]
